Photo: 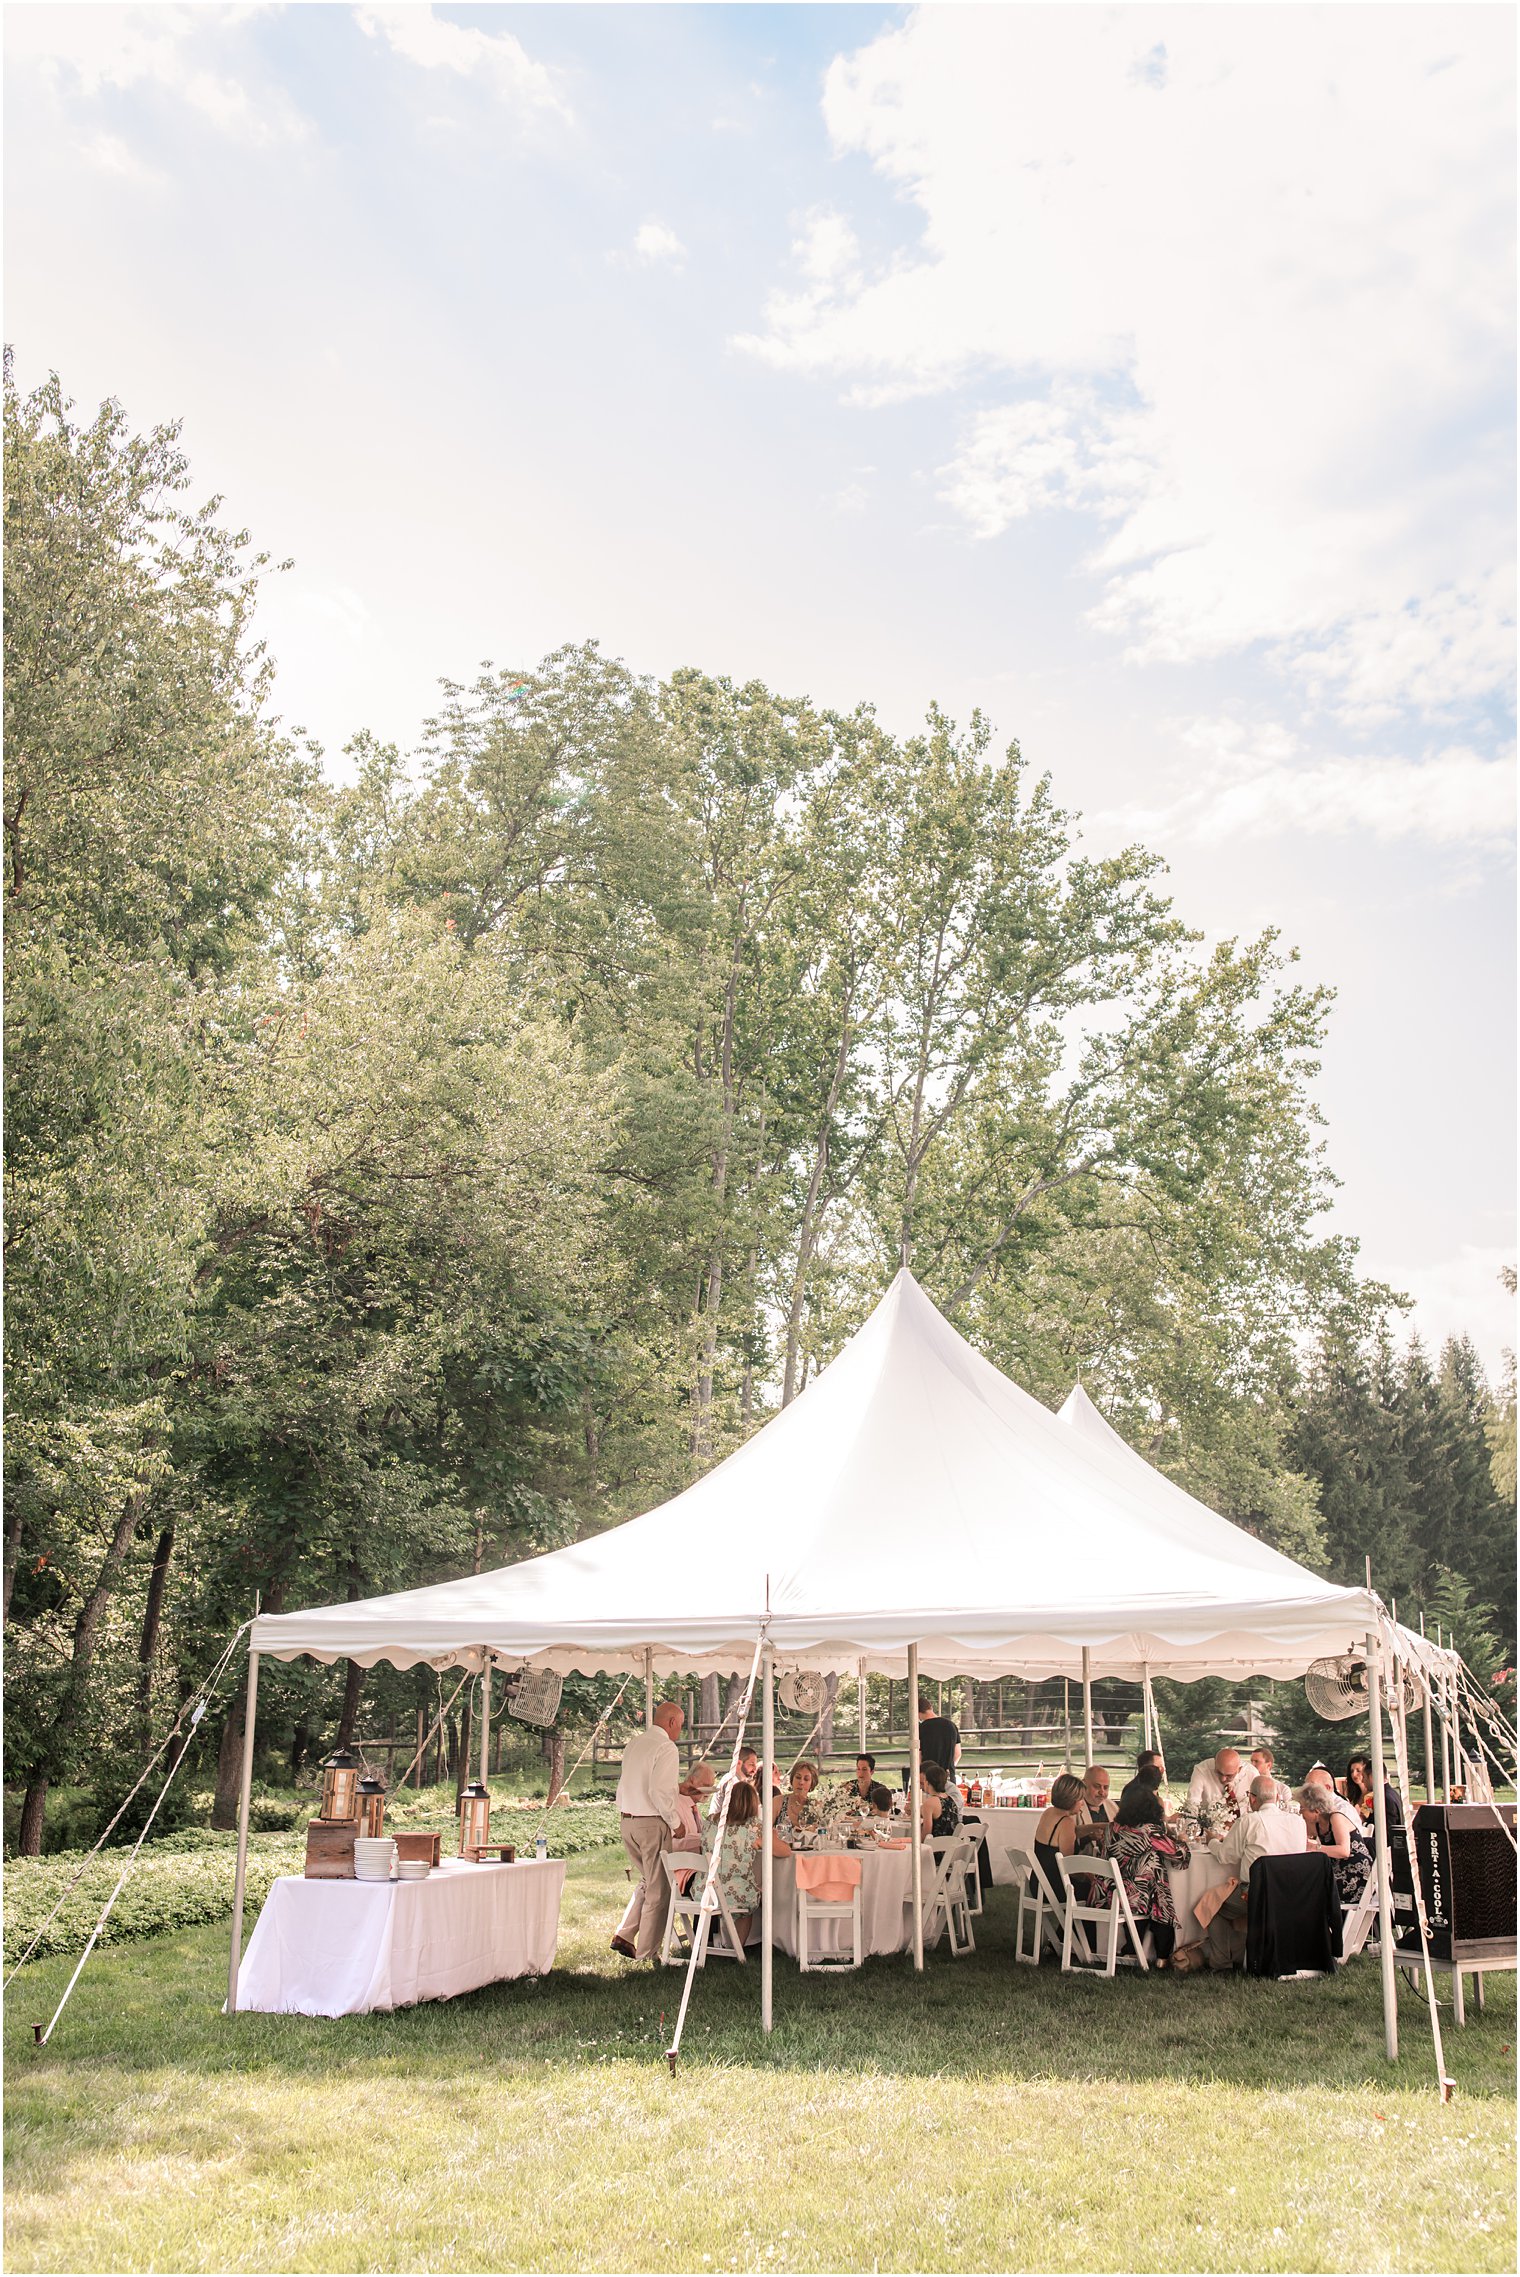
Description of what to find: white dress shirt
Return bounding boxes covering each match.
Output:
[1216,1802,1308,1881]
[615,1726,681,1823]
[1187,1758,1254,1814]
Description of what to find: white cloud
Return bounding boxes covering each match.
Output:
[743,9,1515,723]
[1093,723,1515,849]
[7,4,308,145]
[1385,1245,1516,1374]
[629,220,686,267]
[353,6,569,120]
[76,131,166,185]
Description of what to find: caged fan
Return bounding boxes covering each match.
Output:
[506,1665,564,1728]
[1304,1653,1420,1722]
[777,1669,828,1717]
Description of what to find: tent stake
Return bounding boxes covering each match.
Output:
[226,1649,261,2016]
[908,1645,924,1971]
[1365,1629,1398,2063]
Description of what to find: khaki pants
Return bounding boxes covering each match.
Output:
[619,1815,672,1959]
[1204,1888,1250,1972]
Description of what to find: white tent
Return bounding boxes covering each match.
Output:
[248,1271,1389,1682]
[228,1270,1441,2056]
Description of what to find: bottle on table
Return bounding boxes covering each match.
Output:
[535,1832,548,1861]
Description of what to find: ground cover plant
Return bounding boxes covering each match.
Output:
[4,1846,1514,2275]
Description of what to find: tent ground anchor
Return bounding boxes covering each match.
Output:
[665,2048,678,2077]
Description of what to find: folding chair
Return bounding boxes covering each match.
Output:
[1056,1853,1150,1976]
[658,1851,747,1966]
[923,1837,977,1955]
[1013,1850,1066,1965]
[1338,1877,1381,1960]
[795,1859,864,1972]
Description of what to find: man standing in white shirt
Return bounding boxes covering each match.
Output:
[1186,1748,1251,1818]
[611,1699,685,1961]
[1201,1776,1308,1971]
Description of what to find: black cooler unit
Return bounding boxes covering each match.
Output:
[1391,1803,1517,1965]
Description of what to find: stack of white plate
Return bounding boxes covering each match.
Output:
[396,1858,431,1882]
[353,1838,397,1882]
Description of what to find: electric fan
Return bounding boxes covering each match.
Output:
[507,1665,564,1727]
[777,1669,828,1717]
[1304,1653,1419,1721]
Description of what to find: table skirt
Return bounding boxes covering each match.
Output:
[234,1857,566,2016]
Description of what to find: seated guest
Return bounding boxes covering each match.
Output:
[670,1761,716,1846]
[1199,1774,1309,1972]
[1300,1775,1373,1907]
[1117,1765,1167,1820]
[1136,1748,1176,1814]
[1186,1748,1251,1819]
[832,1753,893,1819]
[1345,1753,1404,1837]
[918,1759,962,1841]
[1101,1786,1194,1966]
[700,1778,791,1949]
[773,1759,825,1837]
[1031,1772,1088,1902]
[1248,1746,1293,1808]
[1079,1765,1117,1826]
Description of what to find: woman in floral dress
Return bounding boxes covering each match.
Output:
[1099,1787,1193,1965]
[700,1779,790,1947]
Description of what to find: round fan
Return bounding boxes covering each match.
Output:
[778,1669,827,1717]
[507,1666,564,1728]
[1304,1654,1420,1721]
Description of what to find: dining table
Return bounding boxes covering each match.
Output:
[232,1855,566,2016]
[965,1808,1235,1944]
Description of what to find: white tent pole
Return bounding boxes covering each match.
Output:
[1365,1628,1398,2063]
[761,1646,775,2035]
[1081,1648,1094,1766]
[643,1646,655,1728]
[1440,1644,1454,1800]
[908,1645,924,1971]
[1142,1666,1157,1757]
[1420,1615,1437,1802]
[479,1660,491,1784]
[858,1658,867,1754]
[225,1649,261,2016]
[1062,1678,1072,1770]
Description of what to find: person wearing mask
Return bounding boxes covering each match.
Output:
[1194,1775,1309,1973]
[916,1694,961,1776]
[918,1759,962,1842]
[611,1700,687,1961]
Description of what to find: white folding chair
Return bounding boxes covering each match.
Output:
[1339,1877,1381,1960]
[923,1837,977,1956]
[960,1821,985,1916]
[658,1852,747,1967]
[1056,1853,1150,1977]
[796,1868,864,1972]
[1014,1851,1066,1965]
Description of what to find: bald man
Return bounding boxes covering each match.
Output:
[1187,1748,1252,1820]
[611,1699,686,1961]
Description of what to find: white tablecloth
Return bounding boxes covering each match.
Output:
[770,1847,916,1959]
[964,1809,1041,1885]
[1168,1845,1233,1946]
[234,1858,566,2016]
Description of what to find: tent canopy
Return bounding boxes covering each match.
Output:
[250,1270,1404,1685]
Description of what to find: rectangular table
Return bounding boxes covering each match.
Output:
[234,1857,566,2016]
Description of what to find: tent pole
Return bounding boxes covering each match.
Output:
[908,1645,924,1971]
[643,1646,655,1728]
[1142,1666,1157,1757]
[761,1647,775,2036]
[1062,1679,1071,1770]
[1081,1648,1094,1766]
[225,1649,261,2016]
[1365,1629,1398,2063]
[858,1659,867,1754]
[1439,1644,1453,1800]
[479,1661,491,1785]
[1420,1616,1437,1802]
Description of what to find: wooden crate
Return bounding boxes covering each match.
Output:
[393,1829,442,1868]
[470,1842,517,1864]
[304,1818,358,1879]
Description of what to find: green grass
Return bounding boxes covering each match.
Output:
[4,1844,1514,2274]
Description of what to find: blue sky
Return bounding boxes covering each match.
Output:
[6,2,1515,1365]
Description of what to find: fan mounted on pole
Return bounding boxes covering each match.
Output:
[777,1669,827,1718]
[1304,1653,1420,1721]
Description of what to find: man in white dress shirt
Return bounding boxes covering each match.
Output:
[1201,1776,1308,1970]
[1186,1748,1252,1817]
[611,1700,686,1961]
[1249,1746,1294,1809]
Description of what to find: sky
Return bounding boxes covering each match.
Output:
[6,1,1515,1368]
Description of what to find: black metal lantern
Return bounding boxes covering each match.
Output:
[356,1773,386,1840]
[320,1746,360,1822]
[458,1778,491,1859]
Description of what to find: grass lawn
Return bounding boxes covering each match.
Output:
[4,1844,1515,2275]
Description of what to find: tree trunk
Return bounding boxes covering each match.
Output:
[28,1492,149,1822]
[17,1773,49,1856]
[335,1658,364,1748]
[699,1672,720,1745]
[2,1499,23,1621]
[546,1725,567,1804]
[960,1679,978,1739]
[818,1672,839,1758]
[211,1699,245,1830]
[136,1520,176,1736]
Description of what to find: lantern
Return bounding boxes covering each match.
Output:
[356,1774,386,1841]
[458,1779,491,1859]
[320,1746,360,1822]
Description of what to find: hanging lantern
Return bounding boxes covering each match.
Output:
[356,1774,386,1841]
[458,1778,491,1859]
[320,1746,361,1822]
